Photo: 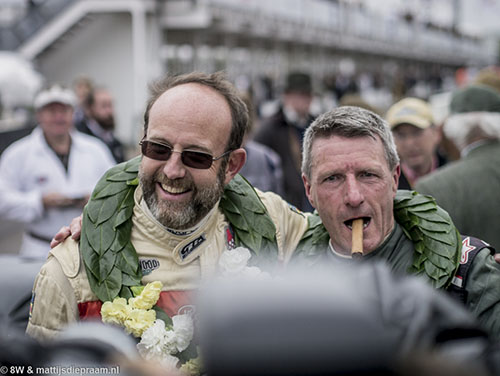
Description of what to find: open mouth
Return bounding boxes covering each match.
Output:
[159,182,190,195]
[344,217,371,230]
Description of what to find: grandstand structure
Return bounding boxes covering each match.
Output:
[0,0,497,145]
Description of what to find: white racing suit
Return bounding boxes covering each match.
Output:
[26,186,309,341]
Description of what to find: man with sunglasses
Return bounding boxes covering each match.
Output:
[27,72,309,341]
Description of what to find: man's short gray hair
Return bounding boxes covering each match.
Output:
[301,106,400,179]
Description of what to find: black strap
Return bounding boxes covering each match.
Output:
[447,236,496,304]
[28,231,52,243]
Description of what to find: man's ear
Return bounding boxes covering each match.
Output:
[224,148,246,185]
[392,164,401,196]
[302,173,316,209]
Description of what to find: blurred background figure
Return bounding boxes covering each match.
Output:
[386,97,447,189]
[72,75,94,125]
[416,85,500,250]
[0,85,116,259]
[255,72,316,211]
[197,263,497,376]
[76,87,125,163]
[238,92,284,196]
[474,67,500,93]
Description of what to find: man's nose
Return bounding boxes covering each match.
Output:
[344,176,364,207]
[162,152,186,180]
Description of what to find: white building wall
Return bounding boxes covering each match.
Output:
[35,11,162,151]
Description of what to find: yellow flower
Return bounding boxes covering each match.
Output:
[180,356,202,376]
[124,308,156,337]
[129,281,163,310]
[101,297,130,326]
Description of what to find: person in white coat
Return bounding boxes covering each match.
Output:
[0,85,116,259]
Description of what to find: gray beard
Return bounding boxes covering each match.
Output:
[139,164,226,230]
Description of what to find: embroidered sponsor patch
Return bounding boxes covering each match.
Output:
[288,204,304,216]
[451,275,463,288]
[29,292,35,319]
[179,234,206,261]
[225,225,236,250]
[140,258,160,275]
[178,305,196,316]
[167,228,197,236]
[460,237,476,264]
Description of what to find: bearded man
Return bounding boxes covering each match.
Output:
[76,87,125,163]
[26,72,309,341]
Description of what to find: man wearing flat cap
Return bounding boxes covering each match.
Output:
[255,72,316,211]
[0,85,115,259]
[416,85,500,250]
[386,97,446,189]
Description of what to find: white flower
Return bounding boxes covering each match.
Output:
[173,314,195,352]
[159,353,180,371]
[241,266,272,281]
[137,319,169,359]
[218,247,252,276]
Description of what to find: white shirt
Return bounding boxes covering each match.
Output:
[0,127,116,259]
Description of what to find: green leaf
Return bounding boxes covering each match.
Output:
[219,196,241,214]
[225,174,249,195]
[153,306,173,327]
[411,211,450,224]
[94,181,130,199]
[85,218,116,255]
[116,242,140,275]
[119,286,133,300]
[409,202,440,212]
[110,219,133,252]
[396,192,435,207]
[177,342,199,363]
[114,204,134,229]
[131,285,145,296]
[95,266,122,302]
[124,156,141,173]
[98,268,122,301]
[223,210,250,231]
[127,177,139,186]
[419,228,454,245]
[95,193,121,226]
[417,218,451,233]
[421,237,456,258]
[81,236,100,281]
[424,260,450,281]
[122,272,142,286]
[98,250,117,283]
[86,199,102,224]
[107,170,139,182]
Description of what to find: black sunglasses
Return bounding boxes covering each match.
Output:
[140,139,233,169]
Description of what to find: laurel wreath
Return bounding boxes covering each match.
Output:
[295,190,462,288]
[80,156,279,302]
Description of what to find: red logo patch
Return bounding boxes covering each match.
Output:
[460,237,476,264]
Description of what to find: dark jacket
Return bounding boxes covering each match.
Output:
[76,118,125,163]
[254,107,315,211]
[416,141,500,250]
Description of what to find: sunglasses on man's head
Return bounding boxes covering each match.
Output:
[140,138,233,169]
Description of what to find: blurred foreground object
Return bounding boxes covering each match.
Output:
[197,263,497,376]
[0,321,173,376]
